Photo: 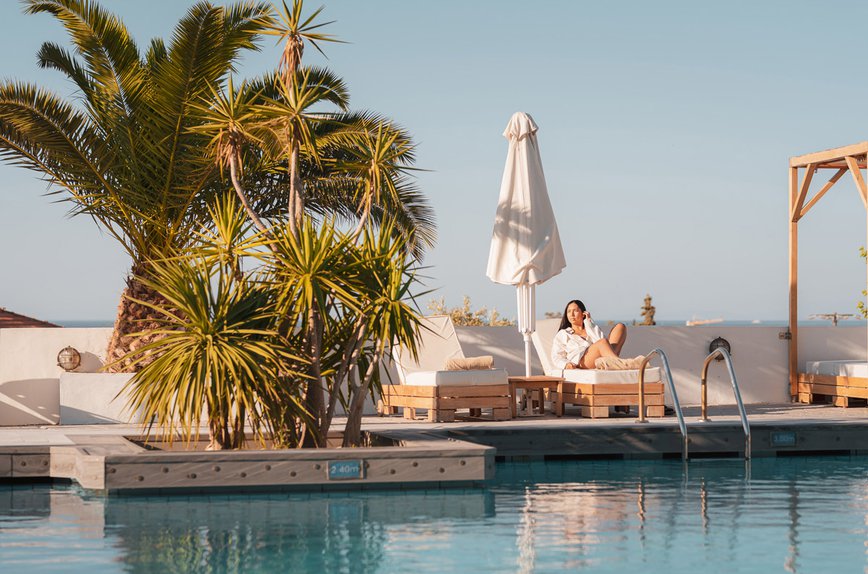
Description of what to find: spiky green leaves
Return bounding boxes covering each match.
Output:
[120,198,303,449]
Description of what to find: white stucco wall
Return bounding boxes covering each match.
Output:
[0,328,112,425]
[456,321,868,407]
[1,324,866,425]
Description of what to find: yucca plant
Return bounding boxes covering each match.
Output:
[261,216,425,447]
[261,0,345,231]
[264,218,361,446]
[339,222,427,446]
[120,198,305,449]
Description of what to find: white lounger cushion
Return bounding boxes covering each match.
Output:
[403,368,509,387]
[545,367,661,384]
[392,316,509,386]
[532,318,661,383]
[806,360,868,378]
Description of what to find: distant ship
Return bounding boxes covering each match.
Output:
[685,317,724,327]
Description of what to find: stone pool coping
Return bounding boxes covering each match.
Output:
[4,403,868,493]
[3,428,495,493]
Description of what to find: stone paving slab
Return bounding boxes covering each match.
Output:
[1,403,867,491]
[1,403,864,448]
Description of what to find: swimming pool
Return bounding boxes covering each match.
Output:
[1,456,866,573]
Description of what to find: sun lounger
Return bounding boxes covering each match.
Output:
[379,315,512,422]
[799,360,868,407]
[531,319,665,418]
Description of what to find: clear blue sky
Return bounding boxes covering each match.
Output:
[1,0,867,324]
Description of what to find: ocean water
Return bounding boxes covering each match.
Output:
[55,319,863,328]
[2,456,868,573]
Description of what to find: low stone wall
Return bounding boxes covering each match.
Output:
[59,372,138,424]
[0,327,111,425]
[455,321,867,406]
[1,324,866,426]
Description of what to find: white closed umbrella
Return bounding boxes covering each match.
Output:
[486,112,566,376]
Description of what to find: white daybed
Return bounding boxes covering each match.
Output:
[531,319,666,418]
[798,360,868,407]
[379,316,512,422]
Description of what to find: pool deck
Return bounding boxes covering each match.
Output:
[2,403,868,492]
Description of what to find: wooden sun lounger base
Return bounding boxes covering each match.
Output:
[378,384,512,423]
[797,373,868,408]
[557,381,666,418]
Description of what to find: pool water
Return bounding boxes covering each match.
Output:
[2,456,867,573]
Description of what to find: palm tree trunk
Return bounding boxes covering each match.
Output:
[105,263,170,373]
[231,404,246,449]
[326,322,366,429]
[288,144,302,236]
[342,347,383,447]
[302,307,325,447]
[351,186,374,240]
[229,155,270,236]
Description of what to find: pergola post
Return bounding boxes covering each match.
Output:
[788,166,798,400]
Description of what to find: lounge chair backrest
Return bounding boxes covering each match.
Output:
[531,318,562,376]
[393,315,465,384]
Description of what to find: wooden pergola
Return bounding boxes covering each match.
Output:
[789,142,868,400]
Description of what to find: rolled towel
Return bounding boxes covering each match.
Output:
[595,355,648,370]
[444,355,494,370]
[594,356,631,370]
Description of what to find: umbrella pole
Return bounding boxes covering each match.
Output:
[517,284,536,377]
[523,334,532,377]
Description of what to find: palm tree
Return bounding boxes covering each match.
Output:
[0,0,273,370]
[333,121,421,239]
[194,77,272,237]
[258,65,349,235]
[261,0,344,230]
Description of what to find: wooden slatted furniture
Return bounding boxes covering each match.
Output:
[530,319,666,419]
[798,361,868,407]
[378,316,512,422]
[555,380,665,418]
[508,376,563,417]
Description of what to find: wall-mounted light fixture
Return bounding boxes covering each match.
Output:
[57,346,81,371]
[708,337,731,361]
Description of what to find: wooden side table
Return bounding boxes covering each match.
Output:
[508,376,564,417]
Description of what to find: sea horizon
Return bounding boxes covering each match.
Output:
[52,318,866,329]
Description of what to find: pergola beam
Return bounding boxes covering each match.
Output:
[790,141,868,168]
[791,163,815,222]
[845,156,868,208]
[798,168,845,220]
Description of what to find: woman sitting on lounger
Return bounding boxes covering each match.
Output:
[551,299,644,370]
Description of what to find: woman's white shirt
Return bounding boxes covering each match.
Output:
[551,318,605,370]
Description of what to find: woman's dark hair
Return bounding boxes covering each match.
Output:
[558,299,586,331]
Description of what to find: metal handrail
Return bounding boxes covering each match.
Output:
[699,348,751,459]
[637,348,689,460]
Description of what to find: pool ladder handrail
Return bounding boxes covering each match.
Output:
[699,348,751,460]
[636,348,689,461]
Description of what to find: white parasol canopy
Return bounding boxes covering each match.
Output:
[486,112,566,376]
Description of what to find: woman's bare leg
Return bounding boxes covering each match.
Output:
[608,323,627,355]
[579,339,618,369]
[580,324,629,369]
[607,323,630,412]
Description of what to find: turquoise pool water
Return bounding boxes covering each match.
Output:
[1,456,867,573]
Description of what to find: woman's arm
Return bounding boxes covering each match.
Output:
[551,329,571,370]
[584,317,606,342]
